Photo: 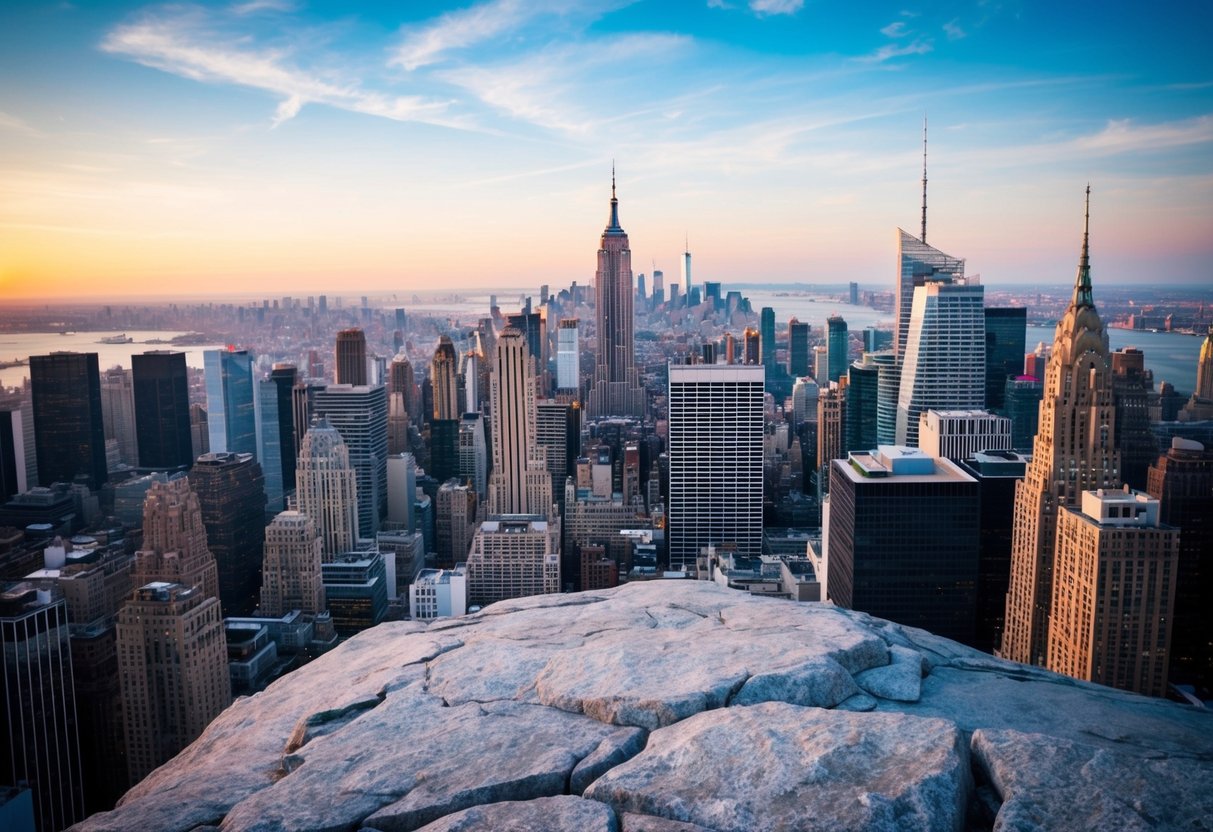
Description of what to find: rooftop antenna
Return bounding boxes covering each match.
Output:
[921,115,928,244]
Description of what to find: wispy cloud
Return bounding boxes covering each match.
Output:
[101,6,464,129]
[748,0,804,15]
[0,111,41,137]
[881,21,909,38]
[943,19,966,40]
[392,0,629,72]
[857,39,933,63]
[1075,116,1213,154]
[230,0,296,15]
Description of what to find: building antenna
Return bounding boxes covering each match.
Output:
[921,114,928,244]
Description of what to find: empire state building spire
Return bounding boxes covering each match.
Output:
[1073,184,1094,308]
[605,161,623,234]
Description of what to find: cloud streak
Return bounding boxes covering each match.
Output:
[101,6,464,128]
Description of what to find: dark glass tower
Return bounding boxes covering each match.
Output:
[984,307,1027,410]
[132,350,192,471]
[787,318,810,378]
[190,452,267,616]
[827,315,849,384]
[30,352,107,489]
[335,328,368,386]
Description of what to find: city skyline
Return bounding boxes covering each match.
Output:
[1,1,1211,300]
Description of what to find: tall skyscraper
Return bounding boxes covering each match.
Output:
[1047,488,1178,697]
[295,418,360,560]
[132,351,192,472]
[535,399,578,504]
[984,307,1027,410]
[895,278,985,448]
[190,452,267,617]
[488,329,552,516]
[825,447,980,645]
[556,318,580,394]
[817,379,847,497]
[257,363,299,513]
[100,365,138,468]
[1197,326,1213,401]
[436,479,478,569]
[457,414,488,500]
[681,240,692,303]
[744,328,760,365]
[787,318,810,378]
[1002,189,1119,667]
[389,353,420,429]
[587,172,645,419]
[1147,438,1213,689]
[313,384,388,539]
[131,474,220,601]
[506,310,549,396]
[334,328,368,386]
[30,352,107,489]
[845,356,879,453]
[204,348,257,457]
[1003,375,1043,451]
[0,584,84,832]
[826,315,849,383]
[117,582,229,784]
[1111,348,1157,490]
[760,307,777,367]
[259,510,325,617]
[0,400,32,503]
[667,365,764,570]
[894,231,965,364]
[875,352,901,446]
[430,336,462,421]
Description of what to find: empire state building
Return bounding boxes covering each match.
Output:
[587,171,645,419]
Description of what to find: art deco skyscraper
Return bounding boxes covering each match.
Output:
[117,582,229,784]
[259,510,325,617]
[488,328,551,516]
[131,474,220,601]
[667,365,764,570]
[295,418,360,560]
[1001,189,1120,667]
[587,172,645,419]
[335,328,368,386]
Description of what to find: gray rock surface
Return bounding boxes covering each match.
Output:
[585,702,970,832]
[411,796,617,832]
[71,581,1213,832]
[972,728,1213,831]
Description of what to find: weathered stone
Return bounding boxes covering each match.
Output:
[570,727,648,795]
[731,656,860,708]
[71,582,1213,832]
[973,728,1213,831]
[619,814,715,832]
[854,644,925,702]
[412,796,618,832]
[584,702,970,832]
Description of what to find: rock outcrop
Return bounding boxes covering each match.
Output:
[73,581,1213,832]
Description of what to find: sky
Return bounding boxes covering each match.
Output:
[0,0,1211,301]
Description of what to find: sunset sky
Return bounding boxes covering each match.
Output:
[1,1,1210,300]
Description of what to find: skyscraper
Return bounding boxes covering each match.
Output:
[295,418,360,560]
[204,348,257,457]
[436,479,478,569]
[681,241,692,304]
[313,384,388,539]
[1002,189,1119,667]
[556,318,580,394]
[586,172,645,419]
[984,307,1027,410]
[465,516,561,608]
[257,363,299,513]
[505,310,549,396]
[760,307,777,367]
[0,400,32,503]
[787,318,810,378]
[430,336,461,421]
[895,278,985,447]
[1197,326,1213,400]
[259,510,325,617]
[667,365,764,570]
[488,329,552,517]
[100,365,138,468]
[894,230,966,364]
[1003,375,1043,451]
[845,356,879,453]
[131,474,220,601]
[132,351,192,472]
[826,315,849,383]
[1111,348,1157,490]
[825,447,980,645]
[334,328,368,386]
[458,413,488,499]
[1147,438,1213,689]
[0,584,84,832]
[30,352,107,489]
[117,582,229,783]
[190,452,267,617]
[1047,489,1178,697]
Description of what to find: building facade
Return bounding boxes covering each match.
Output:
[30,352,107,489]
[190,452,267,616]
[132,351,192,472]
[204,349,257,457]
[294,418,360,560]
[466,516,561,607]
[313,384,388,539]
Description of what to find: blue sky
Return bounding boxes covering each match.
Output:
[0,0,1210,298]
